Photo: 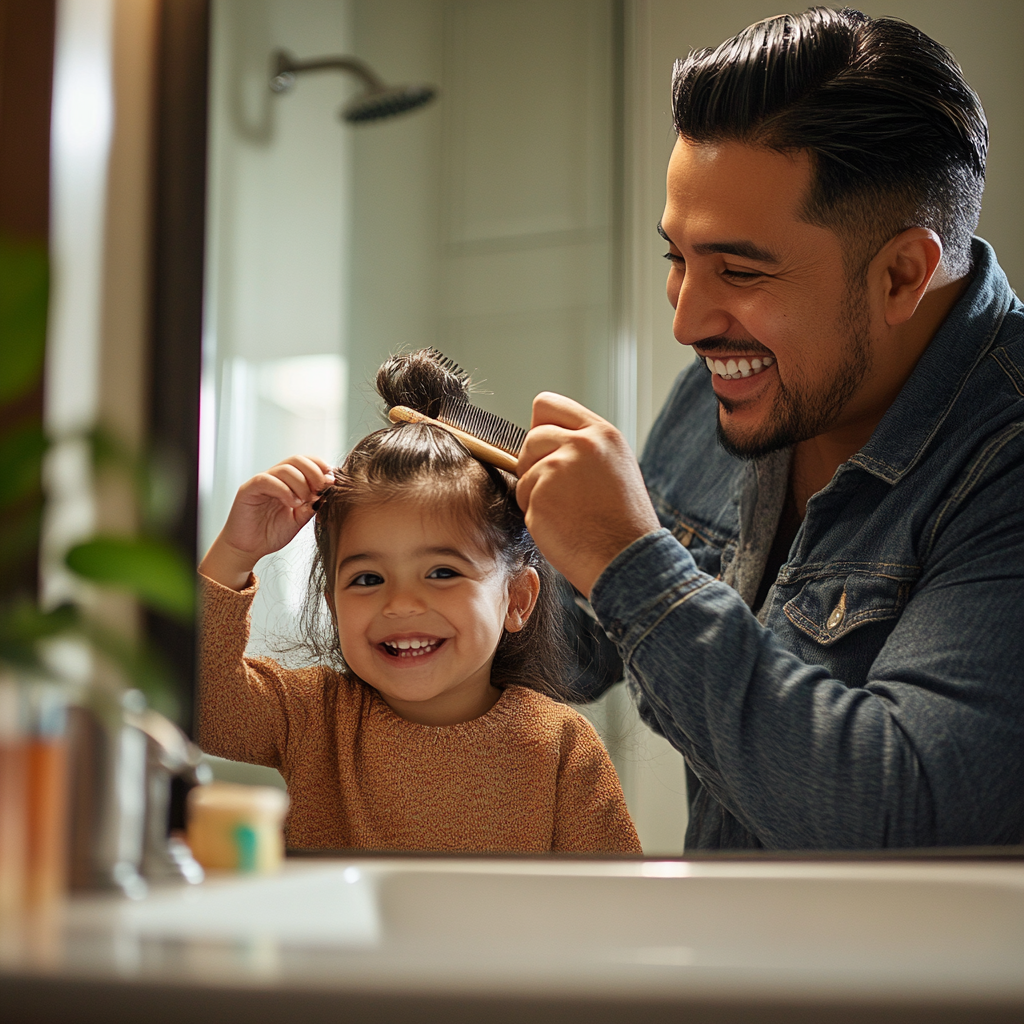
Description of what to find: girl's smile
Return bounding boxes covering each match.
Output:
[325,498,539,726]
[378,634,447,659]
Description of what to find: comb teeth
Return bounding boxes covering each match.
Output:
[423,347,471,389]
[437,397,527,457]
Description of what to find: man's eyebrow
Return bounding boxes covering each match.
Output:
[656,223,779,265]
[692,240,780,264]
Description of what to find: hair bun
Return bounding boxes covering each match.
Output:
[375,348,471,419]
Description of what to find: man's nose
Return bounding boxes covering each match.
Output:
[671,270,731,347]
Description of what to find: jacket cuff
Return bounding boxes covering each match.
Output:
[589,528,711,652]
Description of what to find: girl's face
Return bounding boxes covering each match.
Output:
[326,497,539,726]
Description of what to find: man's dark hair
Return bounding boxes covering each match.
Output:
[671,6,987,276]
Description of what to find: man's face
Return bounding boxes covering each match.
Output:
[661,139,875,459]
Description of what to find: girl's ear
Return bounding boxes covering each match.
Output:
[324,588,337,624]
[504,567,540,633]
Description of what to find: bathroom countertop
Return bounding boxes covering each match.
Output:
[2,855,1024,1023]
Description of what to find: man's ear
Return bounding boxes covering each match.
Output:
[873,227,943,327]
[504,567,541,633]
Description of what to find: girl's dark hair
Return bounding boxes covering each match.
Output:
[299,349,569,699]
[672,7,988,277]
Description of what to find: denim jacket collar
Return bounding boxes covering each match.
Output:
[851,238,1014,485]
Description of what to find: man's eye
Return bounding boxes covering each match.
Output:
[723,268,761,280]
[351,572,384,587]
[427,567,460,580]
[663,252,684,266]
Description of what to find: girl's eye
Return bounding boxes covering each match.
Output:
[351,572,384,587]
[427,567,460,580]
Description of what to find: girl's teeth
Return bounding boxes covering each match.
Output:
[384,639,440,657]
[706,354,774,381]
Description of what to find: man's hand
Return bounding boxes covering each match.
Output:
[198,455,334,591]
[516,393,661,598]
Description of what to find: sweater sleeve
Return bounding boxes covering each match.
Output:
[551,711,643,854]
[196,572,317,771]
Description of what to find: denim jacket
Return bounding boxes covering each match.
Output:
[589,239,1024,850]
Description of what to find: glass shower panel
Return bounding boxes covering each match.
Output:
[202,0,353,653]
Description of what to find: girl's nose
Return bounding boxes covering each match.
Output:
[382,584,426,617]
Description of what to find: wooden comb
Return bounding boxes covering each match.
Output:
[388,395,526,476]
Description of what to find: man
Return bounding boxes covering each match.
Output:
[517,7,1024,849]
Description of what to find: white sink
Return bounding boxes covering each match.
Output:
[109,858,1024,1001]
[6,857,1024,1021]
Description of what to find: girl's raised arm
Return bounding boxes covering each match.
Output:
[199,455,334,591]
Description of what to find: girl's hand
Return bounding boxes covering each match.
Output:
[198,456,335,591]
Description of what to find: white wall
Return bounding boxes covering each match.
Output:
[344,0,616,442]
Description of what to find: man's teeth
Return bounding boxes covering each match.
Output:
[382,638,441,657]
[705,355,774,380]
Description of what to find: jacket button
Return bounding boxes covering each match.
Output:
[827,594,846,630]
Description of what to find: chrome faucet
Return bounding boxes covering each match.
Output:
[66,690,207,897]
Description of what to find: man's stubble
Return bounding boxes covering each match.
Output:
[715,287,873,461]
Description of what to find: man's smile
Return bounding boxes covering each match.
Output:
[701,353,775,381]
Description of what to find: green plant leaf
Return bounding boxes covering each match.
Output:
[0,599,180,720]
[0,421,47,507]
[0,236,49,405]
[0,505,43,571]
[0,600,79,673]
[65,536,195,622]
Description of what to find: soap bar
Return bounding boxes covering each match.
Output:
[187,782,289,873]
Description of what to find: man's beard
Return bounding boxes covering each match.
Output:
[715,290,873,461]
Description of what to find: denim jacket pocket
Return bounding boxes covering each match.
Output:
[782,568,917,646]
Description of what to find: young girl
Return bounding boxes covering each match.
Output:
[197,351,641,854]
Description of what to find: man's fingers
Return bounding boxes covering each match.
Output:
[530,391,600,431]
[516,423,575,477]
[515,424,594,515]
[514,459,539,514]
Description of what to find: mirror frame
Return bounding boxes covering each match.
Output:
[149,0,210,734]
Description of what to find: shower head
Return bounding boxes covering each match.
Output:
[270,49,437,124]
[342,84,436,123]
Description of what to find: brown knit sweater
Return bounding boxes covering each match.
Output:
[197,575,642,854]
